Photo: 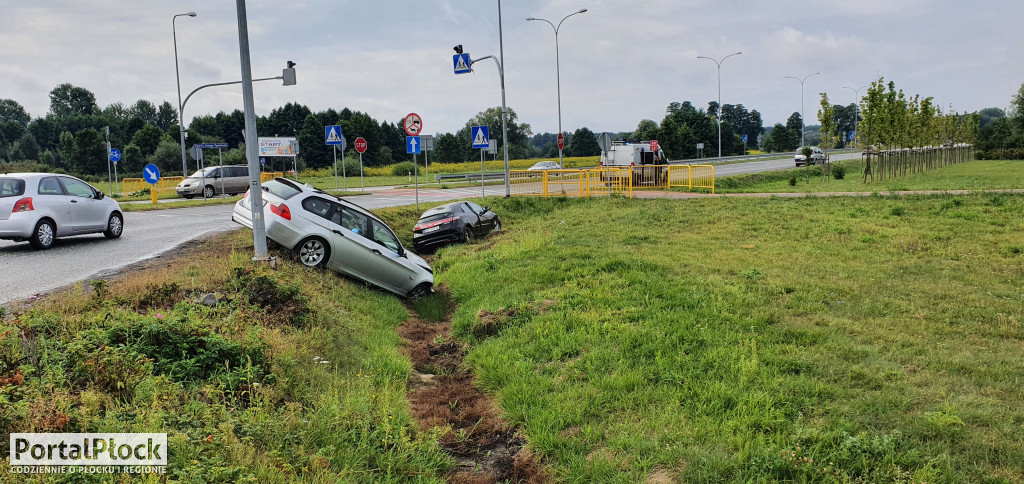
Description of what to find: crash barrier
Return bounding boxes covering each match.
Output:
[509,165,715,198]
[119,172,283,196]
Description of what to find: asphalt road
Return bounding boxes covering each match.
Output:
[0,156,864,306]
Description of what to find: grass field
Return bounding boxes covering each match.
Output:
[379,193,1024,482]
[0,232,450,482]
[717,159,1024,194]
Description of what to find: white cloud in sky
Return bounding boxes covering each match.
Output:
[1,0,1021,135]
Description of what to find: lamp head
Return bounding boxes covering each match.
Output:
[526,17,536,21]
[578,9,588,13]
[187,11,197,17]
[453,45,463,55]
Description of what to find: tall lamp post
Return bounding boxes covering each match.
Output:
[173,11,197,177]
[843,85,868,148]
[785,72,820,149]
[527,8,588,168]
[697,51,741,158]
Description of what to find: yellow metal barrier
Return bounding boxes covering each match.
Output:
[509,165,714,198]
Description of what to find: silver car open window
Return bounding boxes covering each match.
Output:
[371,221,401,254]
[59,177,95,198]
[37,177,64,195]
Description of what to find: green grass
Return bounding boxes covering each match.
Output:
[717,159,1024,194]
[0,231,450,482]
[377,193,1024,482]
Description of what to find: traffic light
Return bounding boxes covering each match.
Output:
[283,61,297,86]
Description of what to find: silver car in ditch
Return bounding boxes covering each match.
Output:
[231,178,433,298]
[0,173,123,249]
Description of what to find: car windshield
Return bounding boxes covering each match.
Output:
[187,167,219,178]
[262,179,302,200]
[0,178,26,198]
[418,205,453,223]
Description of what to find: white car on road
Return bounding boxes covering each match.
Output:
[795,147,825,167]
[0,173,123,249]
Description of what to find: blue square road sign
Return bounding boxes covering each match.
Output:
[407,136,422,154]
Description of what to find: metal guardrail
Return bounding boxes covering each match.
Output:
[509,165,715,198]
[435,172,506,182]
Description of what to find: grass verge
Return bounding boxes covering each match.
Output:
[377,193,1024,482]
[0,231,450,482]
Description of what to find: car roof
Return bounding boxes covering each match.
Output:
[282,178,386,223]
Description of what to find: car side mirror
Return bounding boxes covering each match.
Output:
[95,191,105,200]
[483,206,490,213]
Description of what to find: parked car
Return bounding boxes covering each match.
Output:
[412,201,501,253]
[0,173,123,249]
[232,178,433,298]
[528,161,561,171]
[794,147,825,167]
[177,165,250,199]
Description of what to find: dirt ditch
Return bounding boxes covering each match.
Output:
[400,288,549,484]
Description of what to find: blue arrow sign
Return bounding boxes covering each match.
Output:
[109,148,121,163]
[849,131,856,141]
[471,126,490,149]
[143,164,161,185]
[194,143,229,149]
[741,134,748,143]
[407,136,421,154]
[260,157,266,166]
[325,125,343,146]
[453,53,472,75]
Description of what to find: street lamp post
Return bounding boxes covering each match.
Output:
[527,8,588,168]
[785,72,821,149]
[697,52,741,158]
[843,85,868,148]
[173,11,197,177]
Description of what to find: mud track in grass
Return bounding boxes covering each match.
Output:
[400,287,549,484]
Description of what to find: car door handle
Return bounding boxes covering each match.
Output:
[70,199,78,203]
[372,249,383,256]
[332,230,345,237]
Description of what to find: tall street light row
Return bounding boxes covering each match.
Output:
[173,11,197,177]
[527,8,588,168]
[697,52,741,158]
[786,72,820,149]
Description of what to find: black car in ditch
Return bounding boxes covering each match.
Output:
[413,201,501,252]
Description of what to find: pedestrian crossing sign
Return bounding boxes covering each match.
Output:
[472,126,489,148]
[325,126,343,146]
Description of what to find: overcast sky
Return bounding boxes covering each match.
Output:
[2,1,1022,136]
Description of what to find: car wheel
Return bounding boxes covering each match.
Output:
[203,185,215,199]
[29,219,56,250]
[103,212,123,239]
[407,282,432,299]
[493,218,502,231]
[295,237,330,268]
[463,226,474,243]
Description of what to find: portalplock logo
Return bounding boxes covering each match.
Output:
[9,433,167,473]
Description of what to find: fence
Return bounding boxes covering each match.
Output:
[119,172,283,196]
[509,165,714,198]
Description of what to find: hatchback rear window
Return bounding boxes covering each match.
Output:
[0,178,26,198]
[418,206,453,223]
[263,179,302,200]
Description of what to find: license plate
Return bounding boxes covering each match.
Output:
[424,226,439,233]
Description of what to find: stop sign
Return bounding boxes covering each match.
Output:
[354,137,367,154]
[557,133,565,150]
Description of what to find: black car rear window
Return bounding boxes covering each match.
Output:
[418,205,453,223]
[263,179,302,200]
[0,178,25,198]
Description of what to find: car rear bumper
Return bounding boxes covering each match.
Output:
[413,228,461,250]
[0,214,39,239]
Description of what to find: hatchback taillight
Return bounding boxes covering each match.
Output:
[414,216,459,231]
[12,197,33,213]
[270,202,291,220]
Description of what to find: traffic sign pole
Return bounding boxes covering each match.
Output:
[333,145,338,191]
[414,153,419,211]
[481,147,486,199]
[354,137,367,192]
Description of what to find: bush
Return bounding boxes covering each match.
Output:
[789,176,797,186]
[833,164,847,180]
[391,161,416,176]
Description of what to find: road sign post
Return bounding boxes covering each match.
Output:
[143,163,161,204]
[326,125,344,190]
[422,135,433,183]
[405,114,423,210]
[354,137,367,191]
[109,148,121,195]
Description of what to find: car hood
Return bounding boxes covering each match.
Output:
[406,251,432,272]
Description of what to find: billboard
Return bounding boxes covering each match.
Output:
[258,137,299,157]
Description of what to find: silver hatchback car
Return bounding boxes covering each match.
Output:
[231,178,434,298]
[0,173,123,249]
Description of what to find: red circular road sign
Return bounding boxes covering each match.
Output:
[354,137,367,153]
[404,113,423,136]
[650,140,659,151]
[557,132,565,150]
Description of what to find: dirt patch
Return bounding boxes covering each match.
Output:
[473,308,518,339]
[646,468,676,484]
[400,288,550,483]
